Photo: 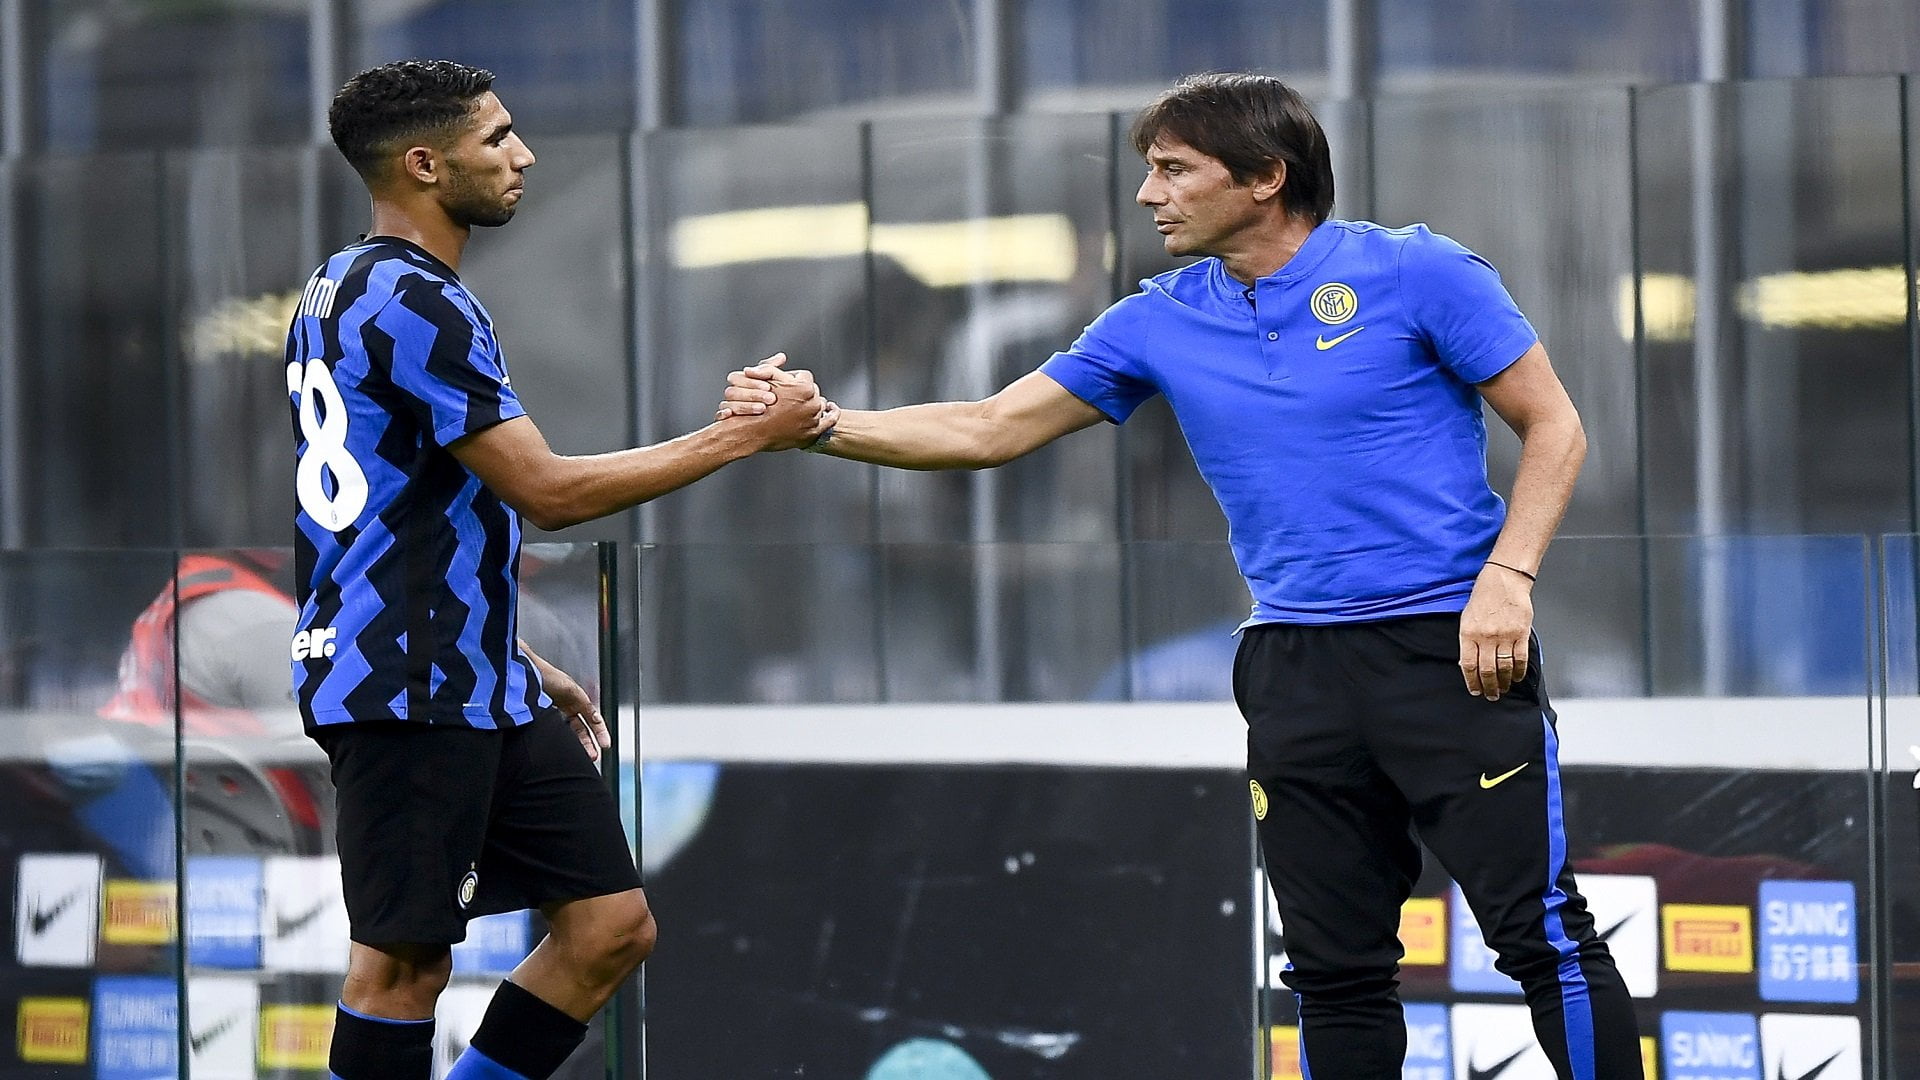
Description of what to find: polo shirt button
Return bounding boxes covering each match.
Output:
[1266,331,1279,341]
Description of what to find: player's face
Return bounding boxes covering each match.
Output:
[440,92,536,229]
[1135,138,1267,258]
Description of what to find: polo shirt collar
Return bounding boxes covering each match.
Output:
[1205,219,1345,307]
[1267,219,1344,284]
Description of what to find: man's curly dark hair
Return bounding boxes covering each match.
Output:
[329,60,496,180]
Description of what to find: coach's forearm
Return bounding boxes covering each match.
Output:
[822,401,1011,470]
[1488,414,1586,574]
[532,423,760,529]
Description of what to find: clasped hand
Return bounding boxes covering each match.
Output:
[716,354,840,442]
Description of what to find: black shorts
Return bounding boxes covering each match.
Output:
[313,707,642,946]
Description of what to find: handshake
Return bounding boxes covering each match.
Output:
[713,352,840,453]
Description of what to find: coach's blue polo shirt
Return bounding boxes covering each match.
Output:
[1041,220,1538,625]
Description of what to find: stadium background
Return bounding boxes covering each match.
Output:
[3,0,1920,1077]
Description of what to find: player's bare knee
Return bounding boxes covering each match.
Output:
[622,902,658,969]
[349,942,453,999]
[593,895,656,977]
[556,892,655,984]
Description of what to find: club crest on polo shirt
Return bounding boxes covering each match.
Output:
[1249,780,1269,821]
[1309,282,1358,325]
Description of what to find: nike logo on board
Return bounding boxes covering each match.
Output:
[1315,326,1365,350]
[1466,1046,1529,1080]
[275,900,329,939]
[190,1013,242,1054]
[1777,1049,1843,1080]
[1479,764,1528,789]
[27,889,84,935]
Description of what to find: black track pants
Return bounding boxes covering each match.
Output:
[1235,614,1642,1080]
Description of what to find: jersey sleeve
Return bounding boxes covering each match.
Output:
[1037,291,1160,423]
[1399,227,1539,385]
[372,280,528,446]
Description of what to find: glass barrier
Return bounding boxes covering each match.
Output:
[159,547,326,1080]
[0,535,1897,1079]
[167,147,324,550]
[1373,86,1641,539]
[1879,534,1920,1079]
[349,1,636,136]
[0,544,618,1079]
[0,550,185,1076]
[34,4,309,152]
[635,121,877,550]
[1542,535,1876,1080]
[1633,75,1911,540]
[15,2,1920,148]
[670,0,975,126]
[12,154,173,548]
[631,541,1257,1077]
[632,535,1883,1080]
[1019,0,1328,112]
[0,58,1916,1080]
[864,114,1122,551]
[7,74,1920,554]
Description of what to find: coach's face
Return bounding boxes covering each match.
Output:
[1136,138,1275,258]
[440,92,536,228]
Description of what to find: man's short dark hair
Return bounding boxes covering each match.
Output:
[1130,73,1335,225]
[329,60,496,180]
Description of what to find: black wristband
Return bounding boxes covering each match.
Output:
[1485,559,1537,582]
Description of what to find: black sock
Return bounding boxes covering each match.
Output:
[467,980,589,1080]
[329,1002,433,1080]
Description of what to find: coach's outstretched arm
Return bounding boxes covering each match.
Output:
[455,353,829,531]
[721,366,1105,470]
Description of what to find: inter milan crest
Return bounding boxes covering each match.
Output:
[1310,282,1358,325]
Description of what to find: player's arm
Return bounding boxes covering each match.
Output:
[518,638,609,762]
[450,358,828,531]
[1477,341,1586,580]
[1456,341,1586,700]
[722,369,1106,470]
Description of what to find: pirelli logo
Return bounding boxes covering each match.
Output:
[17,997,87,1064]
[1399,897,1448,966]
[259,1005,333,1069]
[1663,903,1754,972]
[1268,1025,1303,1080]
[101,881,176,945]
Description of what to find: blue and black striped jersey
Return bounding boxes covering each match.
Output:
[285,236,548,729]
